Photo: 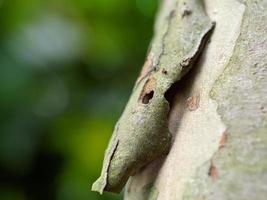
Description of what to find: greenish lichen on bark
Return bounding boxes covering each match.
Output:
[183,0,267,199]
[92,0,214,194]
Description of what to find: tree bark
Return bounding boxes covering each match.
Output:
[124,0,267,200]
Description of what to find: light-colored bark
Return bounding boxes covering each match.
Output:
[124,0,267,200]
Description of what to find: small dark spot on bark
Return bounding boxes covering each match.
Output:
[260,105,266,113]
[162,68,168,75]
[153,66,159,72]
[208,161,218,180]
[182,9,192,18]
[142,91,154,104]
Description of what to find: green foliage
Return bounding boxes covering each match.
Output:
[0,0,157,199]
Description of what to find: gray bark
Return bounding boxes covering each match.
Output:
[124,0,267,199]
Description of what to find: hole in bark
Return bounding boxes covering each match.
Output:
[162,68,168,75]
[139,77,156,104]
[142,91,154,104]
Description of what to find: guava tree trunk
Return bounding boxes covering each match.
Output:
[124,0,267,200]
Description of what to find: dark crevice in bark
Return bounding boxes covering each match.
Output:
[142,91,154,104]
[164,23,215,113]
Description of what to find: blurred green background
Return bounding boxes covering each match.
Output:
[0,0,158,200]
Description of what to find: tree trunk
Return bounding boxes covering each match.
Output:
[124,0,267,200]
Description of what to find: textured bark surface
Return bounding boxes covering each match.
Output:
[92,0,214,194]
[124,0,267,200]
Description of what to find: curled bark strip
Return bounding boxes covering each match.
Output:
[92,0,215,194]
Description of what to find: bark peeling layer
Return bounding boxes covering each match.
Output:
[92,0,214,194]
[125,0,248,200]
[183,0,267,199]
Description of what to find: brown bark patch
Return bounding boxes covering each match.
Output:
[219,132,227,149]
[208,161,218,180]
[186,93,200,111]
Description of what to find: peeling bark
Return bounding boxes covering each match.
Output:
[125,0,267,200]
[92,0,215,194]
[93,0,267,199]
[184,0,267,199]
